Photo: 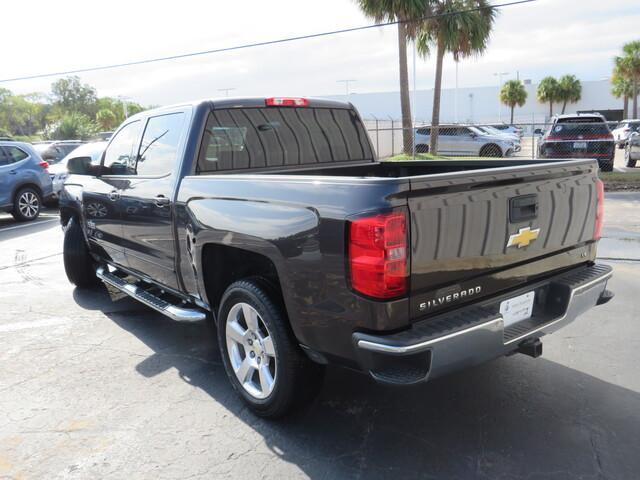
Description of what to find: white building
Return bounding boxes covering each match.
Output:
[324,79,623,125]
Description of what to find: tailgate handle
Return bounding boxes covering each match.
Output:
[510,194,538,223]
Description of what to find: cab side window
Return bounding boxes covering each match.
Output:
[136,112,186,176]
[102,121,142,175]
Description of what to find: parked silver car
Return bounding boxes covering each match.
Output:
[625,131,640,168]
[612,119,640,148]
[414,125,516,157]
[475,125,521,152]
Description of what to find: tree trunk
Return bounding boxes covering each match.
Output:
[429,38,445,155]
[623,95,629,119]
[561,100,567,114]
[549,101,553,119]
[397,22,413,155]
[633,78,639,119]
[510,105,514,125]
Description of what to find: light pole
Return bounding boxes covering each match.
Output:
[455,61,459,123]
[116,95,132,119]
[218,88,236,97]
[493,71,509,123]
[336,79,357,96]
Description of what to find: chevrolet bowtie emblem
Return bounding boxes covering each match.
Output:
[507,227,540,248]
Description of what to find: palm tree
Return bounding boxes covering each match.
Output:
[557,74,582,114]
[500,80,527,124]
[615,41,640,118]
[357,0,430,154]
[536,76,559,119]
[612,67,633,119]
[416,0,496,154]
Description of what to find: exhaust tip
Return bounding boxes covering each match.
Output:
[517,338,543,358]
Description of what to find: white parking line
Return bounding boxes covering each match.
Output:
[0,218,58,233]
[0,317,69,333]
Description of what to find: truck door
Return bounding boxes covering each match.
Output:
[84,120,143,267]
[118,110,188,291]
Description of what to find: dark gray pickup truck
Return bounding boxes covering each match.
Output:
[59,97,613,417]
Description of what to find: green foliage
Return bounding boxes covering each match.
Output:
[46,113,97,140]
[500,80,527,123]
[96,108,117,131]
[0,76,149,139]
[416,0,496,61]
[51,76,98,117]
[536,76,560,117]
[557,74,582,114]
[356,0,431,37]
[614,40,640,118]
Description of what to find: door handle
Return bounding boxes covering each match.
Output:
[108,190,120,201]
[154,195,171,207]
[9,170,17,175]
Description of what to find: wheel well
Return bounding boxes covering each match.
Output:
[13,183,42,201]
[201,243,285,318]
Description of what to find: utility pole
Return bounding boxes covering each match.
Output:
[336,79,357,96]
[493,71,510,123]
[218,88,236,97]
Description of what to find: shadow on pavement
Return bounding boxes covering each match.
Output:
[72,287,640,479]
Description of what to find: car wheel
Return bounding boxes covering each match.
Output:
[625,145,637,168]
[63,217,99,288]
[218,279,324,418]
[11,187,42,222]
[480,144,502,158]
[416,144,429,154]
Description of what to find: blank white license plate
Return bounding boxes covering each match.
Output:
[500,291,535,327]
[573,141,587,149]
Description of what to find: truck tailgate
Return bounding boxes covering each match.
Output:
[407,160,600,320]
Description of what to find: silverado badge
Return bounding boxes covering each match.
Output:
[507,226,540,248]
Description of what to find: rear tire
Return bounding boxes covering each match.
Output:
[11,187,41,222]
[480,144,502,158]
[599,158,614,172]
[416,144,429,154]
[63,217,99,288]
[217,279,324,418]
[625,145,637,168]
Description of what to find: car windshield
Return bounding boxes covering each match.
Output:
[59,142,107,167]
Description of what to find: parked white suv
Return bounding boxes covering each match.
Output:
[611,120,640,148]
[414,125,516,157]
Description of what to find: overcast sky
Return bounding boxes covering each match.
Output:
[2,0,638,105]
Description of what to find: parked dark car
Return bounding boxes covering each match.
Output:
[59,97,613,417]
[625,132,640,168]
[0,141,54,221]
[537,114,615,171]
[32,140,84,164]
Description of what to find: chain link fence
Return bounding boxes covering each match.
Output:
[364,118,623,168]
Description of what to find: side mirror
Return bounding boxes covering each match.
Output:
[67,156,94,175]
[534,129,543,135]
[630,131,640,138]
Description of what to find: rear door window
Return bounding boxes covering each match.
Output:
[197,107,374,173]
[3,146,29,163]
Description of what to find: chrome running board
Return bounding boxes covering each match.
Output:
[96,266,207,322]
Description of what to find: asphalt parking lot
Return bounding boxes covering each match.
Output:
[0,191,639,480]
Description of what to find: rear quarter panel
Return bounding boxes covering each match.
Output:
[176,175,411,364]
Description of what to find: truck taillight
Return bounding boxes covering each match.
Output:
[348,210,408,299]
[265,97,309,107]
[593,178,604,240]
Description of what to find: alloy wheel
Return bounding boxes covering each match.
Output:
[225,302,277,399]
[18,191,39,219]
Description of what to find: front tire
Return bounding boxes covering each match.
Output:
[63,217,99,288]
[217,279,324,418]
[12,187,41,222]
[480,144,502,158]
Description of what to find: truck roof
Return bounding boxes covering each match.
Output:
[130,97,355,121]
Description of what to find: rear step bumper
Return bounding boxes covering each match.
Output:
[96,267,207,322]
[352,263,612,385]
